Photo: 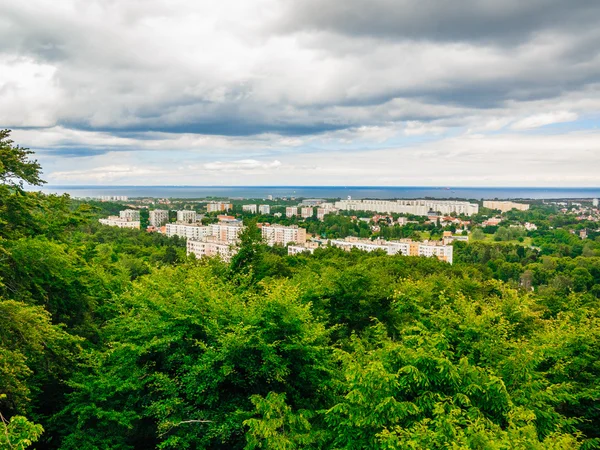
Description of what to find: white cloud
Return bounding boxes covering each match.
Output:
[203,159,282,172]
[511,111,579,130]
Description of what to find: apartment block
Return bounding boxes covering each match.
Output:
[99,216,140,229]
[329,237,453,264]
[209,219,244,243]
[258,204,270,215]
[176,210,202,223]
[286,206,298,217]
[149,209,169,227]
[288,242,319,255]
[261,224,306,246]
[206,201,232,213]
[483,200,529,213]
[335,199,479,216]
[187,238,235,262]
[166,223,211,240]
[119,209,140,221]
[301,207,314,218]
[242,204,258,214]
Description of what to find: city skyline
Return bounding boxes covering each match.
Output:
[2,1,600,186]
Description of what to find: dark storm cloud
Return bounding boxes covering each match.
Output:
[275,0,600,45]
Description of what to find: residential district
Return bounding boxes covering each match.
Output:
[97,197,600,265]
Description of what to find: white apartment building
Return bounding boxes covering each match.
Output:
[209,220,244,243]
[119,209,140,221]
[149,209,169,227]
[166,223,211,240]
[286,207,298,217]
[288,243,318,255]
[176,210,202,223]
[593,198,598,207]
[301,207,314,218]
[242,204,258,214]
[335,199,479,216]
[206,202,232,213]
[483,201,529,213]
[329,237,453,264]
[187,239,235,262]
[258,204,270,215]
[99,216,140,229]
[261,224,307,246]
[417,242,453,264]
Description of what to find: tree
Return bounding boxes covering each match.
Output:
[230,220,267,280]
[0,130,44,189]
[471,228,485,241]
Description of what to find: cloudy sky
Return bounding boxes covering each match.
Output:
[2,0,599,186]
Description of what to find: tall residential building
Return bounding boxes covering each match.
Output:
[316,204,337,220]
[187,238,235,262]
[209,219,244,242]
[286,206,298,217]
[176,210,202,223]
[119,209,140,221]
[258,204,270,215]
[149,209,169,227]
[483,200,529,213]
[301,207,314,218]
[335,199,479,216]
[593,198,599,207]
[206,201,232,213]
[242,204,258,214]
[99,216,140,229]
[166,223,211,240]
[260,224,306,246]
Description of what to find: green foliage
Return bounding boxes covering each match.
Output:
[0,412,44,450]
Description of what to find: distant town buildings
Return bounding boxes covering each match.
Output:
[335,199,479,216]
[328,237,454,264]
[185,217,243,262]
[99,216,140,229]
[288,242,319,255]
[208,218,244,242]
[149,209,169,227]
[258,204,270,215]
[187,238,236,262]
[206,201,232,213]
[176,210,203,223]
[483,200,530,213]
[301,207,314,218]
[286,207,298,217]
[119,209,140,221]
[99,195,128,201]
[166,223,211,240]
[242,204,258,214]
[260,224,306,246]
[316,203,337,220]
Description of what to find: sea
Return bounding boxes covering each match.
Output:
[36,186,600,201]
